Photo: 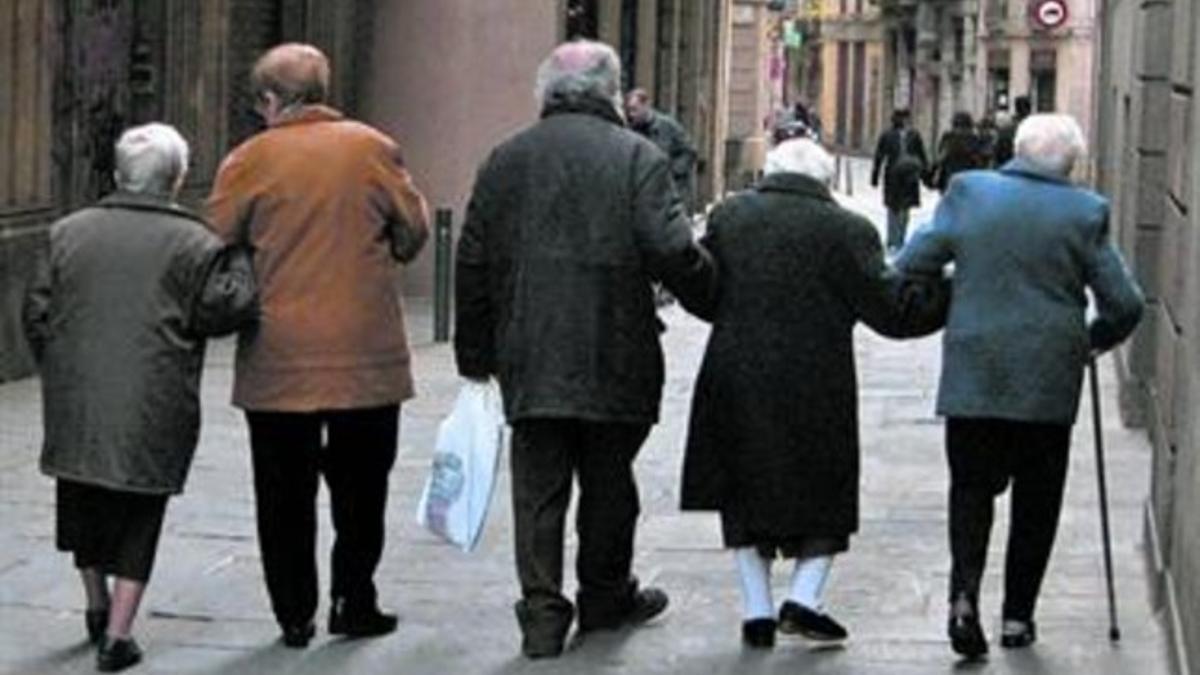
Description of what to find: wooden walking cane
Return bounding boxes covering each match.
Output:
[1088,356,1121,642]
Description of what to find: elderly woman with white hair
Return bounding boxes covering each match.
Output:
[23,123,253,672]
[681,138,946,649]
[895,114,1144,658]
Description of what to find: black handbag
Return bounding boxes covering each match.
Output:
[192,219,260,337]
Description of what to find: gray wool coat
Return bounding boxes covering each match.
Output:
[895,160,1145,424]
[23,193,253,495]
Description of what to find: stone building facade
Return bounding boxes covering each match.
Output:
[0,0,736,380]
[1094,0,1200,671]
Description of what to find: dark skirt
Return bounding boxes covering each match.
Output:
[56,479,169,582]
[721,506,849,560]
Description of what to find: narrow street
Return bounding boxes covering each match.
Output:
[0,164,1173,674]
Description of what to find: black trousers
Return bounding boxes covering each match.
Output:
[510,418,650,629]
[246,405,399,627]
[946,416,1071,622]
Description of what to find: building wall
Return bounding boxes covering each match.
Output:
[1095,0,1199,671]
[818,0,886,153]
[0,0,367,383]
[361,1,559,297]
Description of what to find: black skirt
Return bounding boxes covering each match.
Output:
[720,504,849,560]
[56,479,169,582]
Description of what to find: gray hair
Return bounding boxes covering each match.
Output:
[534,40,622,112]
[114,123,190,195]
[764,138,835,185]
[1014,113,1086,176]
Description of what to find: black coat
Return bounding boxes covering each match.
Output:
[454,93,715,424]
[931,129,984,192]
[871,127,929,210]
[680,174,946,541]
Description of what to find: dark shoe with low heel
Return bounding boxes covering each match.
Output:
[328,599,397,638]
[86,609,108,646]
[97,637,142,673]
[778,601,848,642]
[742,618,777,648]
[281,621,315,648]
[947,596,988,659]
[1000,620,1036,648]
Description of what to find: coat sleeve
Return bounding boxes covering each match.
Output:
[375,140,431,263]
[871,132,887,186]
[453,162,498,379]
[894,179,959,275]
[688,206,729,323]
[666,119,698,181]
[828,216,948,338]
[206,150,254,244]
[21,251,53,364]
[1085,206,1145,352]
[630,149,716,317]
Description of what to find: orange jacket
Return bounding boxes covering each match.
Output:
[208,105,429,411]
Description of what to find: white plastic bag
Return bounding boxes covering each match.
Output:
[415,379,507,552]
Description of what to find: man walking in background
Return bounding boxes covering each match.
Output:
[625,88,698,213]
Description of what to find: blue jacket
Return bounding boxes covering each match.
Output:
[895,160,1144,424]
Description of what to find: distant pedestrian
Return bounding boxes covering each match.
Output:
[928,112,984,192]
[22,123,255,672]
[895,114,1144,658]
[625,88,698,213]
[207,43,430,648]
[976,114,998,168]
[871,109,929,252]
[455,40,715,659]
[680,138,947,650]
[992,95,1031,166]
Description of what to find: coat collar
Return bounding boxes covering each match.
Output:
[541,92,625,127]
[97,191,206,225]
[755,172,835,202]
[270,104,344,128]
[999,158,1071,185]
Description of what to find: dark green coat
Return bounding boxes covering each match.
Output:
[23,193,248,495]
[680,174,946,540]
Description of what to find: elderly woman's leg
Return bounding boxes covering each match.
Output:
[734,547,775,647]
[79,567,110,644]
[106,579,146,639]
[779,554,846,641]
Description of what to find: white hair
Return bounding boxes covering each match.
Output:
[114,123,190,195]
[1014,113,1086,176]
[534,40,622,112]
[764,138,835,185]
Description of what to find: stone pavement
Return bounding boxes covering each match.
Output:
[0,162,1174,674]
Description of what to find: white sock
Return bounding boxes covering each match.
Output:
[733,547,774,620]
[789,554,834,610]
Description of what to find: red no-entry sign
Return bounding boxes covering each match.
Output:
[1030,0,1069,30]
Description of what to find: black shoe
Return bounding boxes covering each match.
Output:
[328,599,397,638]
[1000,619,1036,648]
[947,596,988,659]
[85,609,108,646]
[578,587,669,633]
[515,600,572,659]
[280,621,315,648]
[778,601,848,642]
[742,618,777,648]
[97,637,142,673]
